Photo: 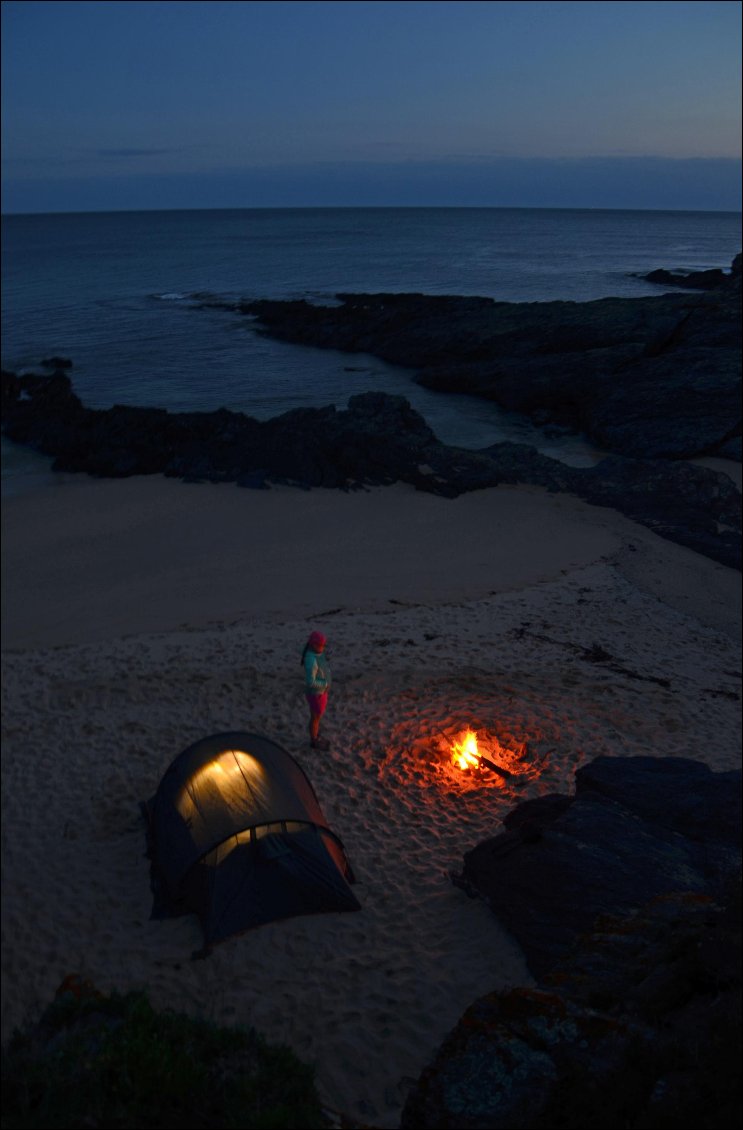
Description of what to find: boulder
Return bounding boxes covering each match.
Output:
[451,756,741,979]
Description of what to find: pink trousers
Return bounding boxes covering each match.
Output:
[306,691,328,718]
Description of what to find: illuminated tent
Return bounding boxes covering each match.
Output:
[142,731,360,950]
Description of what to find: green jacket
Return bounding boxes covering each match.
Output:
[304,648,331,693]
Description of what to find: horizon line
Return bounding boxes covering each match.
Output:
[3,202,742,219]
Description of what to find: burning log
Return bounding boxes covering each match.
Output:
[475,752,514,780]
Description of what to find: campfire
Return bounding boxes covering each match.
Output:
[451,729,482,771]
[449,727,524,780]
[379,717,547,794]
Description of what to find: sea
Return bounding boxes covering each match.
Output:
[2,206,741,496]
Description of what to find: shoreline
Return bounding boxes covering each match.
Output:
[3,474,741,652]
[0,476,625,650]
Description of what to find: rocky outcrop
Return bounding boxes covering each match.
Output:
[4,257,739,567]
[401,883,740,1130]
[39,355,73,370]
[2,369,741,569]
[451,756,741,978]
[0,371,445,489]
[402,757,741,1129]
[235,254,741,463]
[476,443,741,568]
[643,267,729,290]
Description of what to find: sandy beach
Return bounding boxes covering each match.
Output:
[2,473,741,1127]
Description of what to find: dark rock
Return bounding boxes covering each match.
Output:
[40,356,73,370]
[718,435,743,460]
[454,756,741,980]
[644,267,729,290]
[401,986,645,1130]
[241,255,741,465]
[236,468,270,489]
[575,756,742,847]
[403,758,742,1129]
[403,877,741,1130]
[502,793,574,833]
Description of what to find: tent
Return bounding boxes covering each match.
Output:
[142,731,361,949]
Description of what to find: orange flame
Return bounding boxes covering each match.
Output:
[451,728,481,770]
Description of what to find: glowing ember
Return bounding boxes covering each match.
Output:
[451,729,481,770]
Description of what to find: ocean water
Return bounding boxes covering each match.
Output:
[2,206,740,494]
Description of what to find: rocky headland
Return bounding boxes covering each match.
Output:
[2,254,741,572]
[234,253,741,464]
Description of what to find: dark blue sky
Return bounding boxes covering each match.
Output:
[2,0,741,213]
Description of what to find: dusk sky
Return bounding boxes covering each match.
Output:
[1,0,741,213]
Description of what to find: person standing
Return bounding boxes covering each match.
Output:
[302,631,331,749]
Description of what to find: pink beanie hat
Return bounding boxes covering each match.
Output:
[308,631,326,649]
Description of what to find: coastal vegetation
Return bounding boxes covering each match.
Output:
[1,980,323,1130]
